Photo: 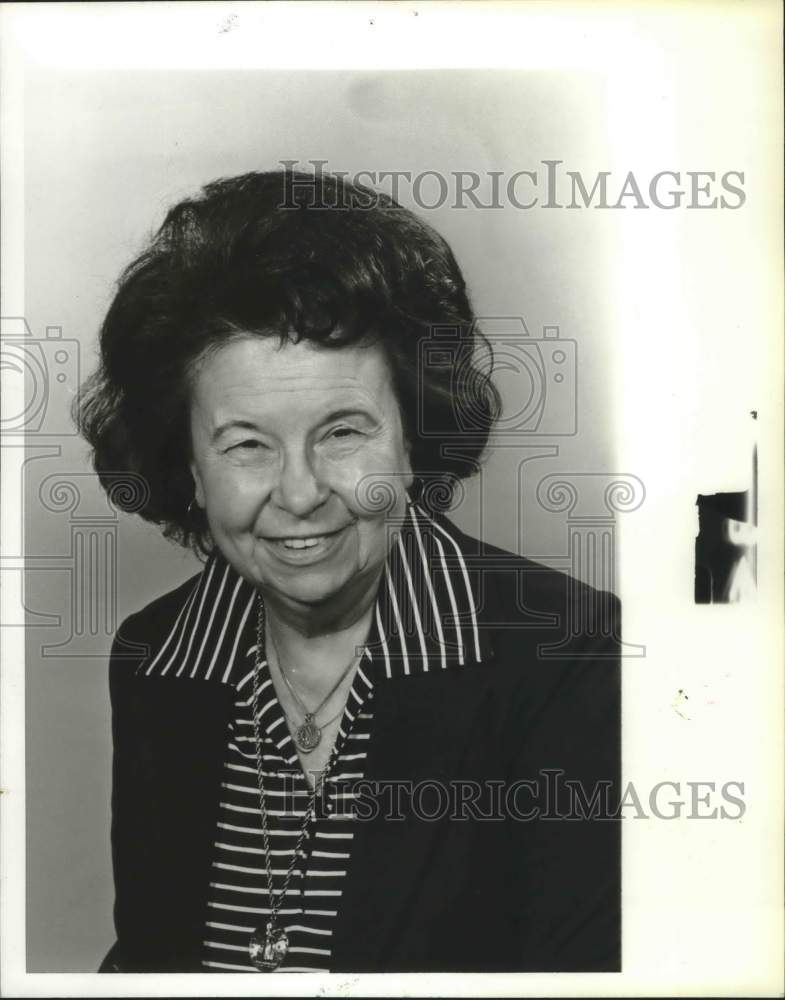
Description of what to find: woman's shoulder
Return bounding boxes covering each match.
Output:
[435,516,621,730]
[110,570,203,665]
[431,511,620,630]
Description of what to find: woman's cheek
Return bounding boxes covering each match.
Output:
[324,447,408,519]
[206,464,273,528]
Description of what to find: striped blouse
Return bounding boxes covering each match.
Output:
[140,502,485,972]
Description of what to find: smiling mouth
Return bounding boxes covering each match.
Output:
[264,524,351,553]
[281,536,328,550]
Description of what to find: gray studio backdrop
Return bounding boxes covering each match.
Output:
[22,69,615,970]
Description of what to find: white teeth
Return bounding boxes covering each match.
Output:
[282,537,321,549]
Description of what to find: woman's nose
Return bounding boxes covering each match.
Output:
[271,449,329,517]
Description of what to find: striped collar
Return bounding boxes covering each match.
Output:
[141,502,491,686]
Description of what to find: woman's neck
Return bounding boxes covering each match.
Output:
[261,569,381,690]
[265,602,374,695]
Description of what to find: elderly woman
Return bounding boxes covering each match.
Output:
[79,170,620,974]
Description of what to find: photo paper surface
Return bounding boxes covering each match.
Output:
[1,2,782,997]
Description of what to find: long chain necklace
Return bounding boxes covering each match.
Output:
[248,596,339,971]
[266,617,359,754]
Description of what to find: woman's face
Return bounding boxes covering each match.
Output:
[189,335,413,620]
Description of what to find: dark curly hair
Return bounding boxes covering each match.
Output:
[76,169,500,553]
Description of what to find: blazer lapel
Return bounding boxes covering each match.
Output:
[330,654,501,972]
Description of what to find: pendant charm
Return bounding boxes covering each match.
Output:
[294,713,321,753]
[249,923,289,971]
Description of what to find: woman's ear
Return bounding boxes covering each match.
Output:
[402,437,414,491]
[190,461,206,508]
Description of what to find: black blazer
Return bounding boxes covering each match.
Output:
[100,524,621,973]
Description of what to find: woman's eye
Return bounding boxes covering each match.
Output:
[227,440,266,453]
[329,426,361,440]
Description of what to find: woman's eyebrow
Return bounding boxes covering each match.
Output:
[318,407,378,425]
[210,419,262,443]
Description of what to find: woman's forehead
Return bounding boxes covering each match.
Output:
[189,335,397,420]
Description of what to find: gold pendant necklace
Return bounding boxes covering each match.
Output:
[293,713,322,753]
[266,617,359,754]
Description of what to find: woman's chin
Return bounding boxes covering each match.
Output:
[269,574,349,609]
[250,555,360,609]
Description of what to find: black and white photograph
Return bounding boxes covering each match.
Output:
[1,2,782,996]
